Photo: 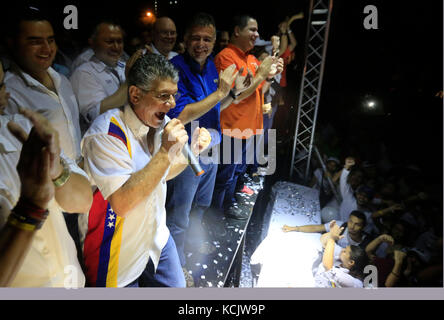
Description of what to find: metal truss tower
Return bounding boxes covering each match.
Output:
[290,0,333,183]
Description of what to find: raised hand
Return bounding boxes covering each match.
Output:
[218,64,239,97]
[344,157,355,170]
[7,109,61,209]
[234,67,253,95]
[190,126,211,156]
[125,49,145,79]
[378,234,395,246]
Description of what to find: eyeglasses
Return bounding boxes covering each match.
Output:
[159,30,177,37]
[152,91,181,104]
[137,86,181,104]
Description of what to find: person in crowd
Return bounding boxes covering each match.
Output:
[0,66,93,286]
[164,12,246,286]
[0,62,10,107]
[4,6,82,164]
[365,219,412,260]
[334,157,365,221]
[282,210,373,250]
[211,14,283,220]
[79,53,211,287]
[215,30,229,54]
[247,41,282,180]
[70,18,130,73]
[70,19,142,132]
[314,220,369,288]
[272,14,302,141]
[309,156,340,208]
[150,17,179,60]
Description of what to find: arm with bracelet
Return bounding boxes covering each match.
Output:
[0,108,93,286]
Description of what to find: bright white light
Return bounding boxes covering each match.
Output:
[367,101,376,108]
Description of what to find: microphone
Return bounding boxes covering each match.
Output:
[161,119,205,177]
[182,142,205,177]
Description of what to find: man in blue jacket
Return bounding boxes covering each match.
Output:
[165,12,242,286]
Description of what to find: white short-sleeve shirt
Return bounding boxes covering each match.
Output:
[70,56,126,127]
[79,105,170,287]
[0,114,87,287]
[314,264,364,288]
[4,66,82,163]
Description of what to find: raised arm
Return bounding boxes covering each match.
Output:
[322,221,344,270]
[177,65,238,124]
[0,111,58,286]
[365,234,394,261]
[385,249,407,287]
[282,224,326,233]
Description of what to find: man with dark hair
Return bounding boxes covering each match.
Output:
[79,53,211,287]
[0,60,93,287]
[211,14,283,220]
[165,12,242,286]
[283,210,372,251]
[70,20,141,132]
[70,18,129,71]
[4,6,82,164]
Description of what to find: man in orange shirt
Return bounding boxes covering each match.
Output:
[212,15,282,219]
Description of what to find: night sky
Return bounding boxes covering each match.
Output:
[2,0,443,182]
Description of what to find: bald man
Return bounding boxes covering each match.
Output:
[150,17,179,60]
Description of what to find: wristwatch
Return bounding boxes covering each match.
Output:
[52,158,71,188]
[229,89,237,100]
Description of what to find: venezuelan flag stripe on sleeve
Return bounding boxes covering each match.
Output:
[108,117,132,159]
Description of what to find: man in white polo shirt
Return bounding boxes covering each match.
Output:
[0,64,92,286]
[79,53,211,287]
[4,7,82,164]
[70,20,140,132]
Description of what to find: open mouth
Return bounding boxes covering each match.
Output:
[37,55,51,61]
[155,112,166,121]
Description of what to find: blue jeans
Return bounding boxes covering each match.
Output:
[128,235,185,287]
[212,135,255,211]
[166,161,218,266]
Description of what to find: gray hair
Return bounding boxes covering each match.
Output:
[127,53,179,92]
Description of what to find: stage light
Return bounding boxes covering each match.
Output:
[367,101,376,108]
[140,10,156,25]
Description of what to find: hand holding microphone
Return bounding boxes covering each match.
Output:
[161,119,211,176]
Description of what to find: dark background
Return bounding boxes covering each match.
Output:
[2,0,443,185]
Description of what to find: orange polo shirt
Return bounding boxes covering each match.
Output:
[215,44,264,139]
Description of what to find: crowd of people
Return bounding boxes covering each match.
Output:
[0,5,304,288]
[283,135,443,287]
[0,4,440,289]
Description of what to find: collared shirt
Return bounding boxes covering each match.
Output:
[323,219,371,258]
[168,53,221,148]
[0,114,87,288]
[4,66,82,163]
[71,48,129,71]
[314,264,364,288]
[79,105,170,287]
[150,43,178,60]
[215,44,264,139]
[70,55,126,129]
